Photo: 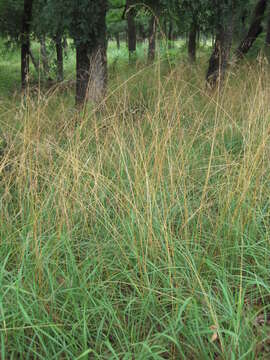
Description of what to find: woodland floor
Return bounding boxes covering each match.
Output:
[0,40,270,359]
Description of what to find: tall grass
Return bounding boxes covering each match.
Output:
[1,57,270,359]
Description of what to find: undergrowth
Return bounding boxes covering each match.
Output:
[0,56,270,359]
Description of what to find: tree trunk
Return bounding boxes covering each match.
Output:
[21,0,33,90]
[40,36,50,77]
[76,44,90,106]
[235,0,267,60]
[55,36,64,82]
[89,45,107,103]
[76,44,107,107]
[127,0,136,61]
[115,33,120,50]
[138,23,146,43]
[75,5,107,106]
[206,10,234,89]
[188,18,197,63]
[197,29,200,46]
[63,37,68,57]
[29,48,39,74]
[148,15,157,63]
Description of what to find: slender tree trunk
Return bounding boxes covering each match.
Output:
[138,23,146,43]
[235,0,267,60]
[185,32,189,47]
[63,37,68,57]
[148,15,157,63]
[40,36,50,77]
[206,10,234,89]
[21,0,33,90]
[29,48,39,74]
[197,29,200,46]
[55,35,64,82]
[127,0,136,61]
[115,33,120,50]
[75,3,107,106]
[188,18,197,63]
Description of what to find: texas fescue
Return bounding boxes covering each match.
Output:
[1,57,270,359]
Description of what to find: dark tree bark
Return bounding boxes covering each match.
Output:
[235,0,267,60]
[126,0,136,61]
[75,4,107,106]
[148,15,157,63]
[76,44,89,105]
[206,28,227,88]
[206,7,234,89]
[188,18,197,63]
[115,33,120,49]
[21,0,33,90]
[55,35,64,82]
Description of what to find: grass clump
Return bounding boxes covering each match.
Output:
[1,57,270,359]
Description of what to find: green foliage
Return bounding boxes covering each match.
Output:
[107,0,126,37]
[0,0,23,41]
[32,0,67,39]
[65,0,107,46]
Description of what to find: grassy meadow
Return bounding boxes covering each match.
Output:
[1,41,270,359]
